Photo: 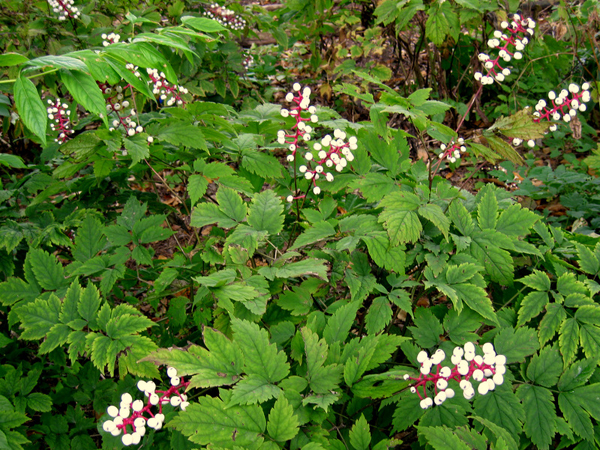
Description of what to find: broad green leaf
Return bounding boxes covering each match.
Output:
[362,232,406,273]
[453,427,487,450]
[216,187,247,224]
[470,416,518,450]
[517,291,549,326]
[123,135,149,166]
[0,277,39,306]
[365,296,393,334]
[116,196,147,230]
[558,392,593,442]
[516,385,557,450]
[517,270,551,291]
[231,318,290,383]
[60,70,108,125]
[495,204,538,236]
[323,301,361,344]
[267,396,299,442]
[454,283,498,325]
[188,174,208,205]
[344,337,379,386]
[351,172,397,202]
[538,303,567,346]
[38,323,70,354]
[28,248,65,291]
[170,396,265,449]
[105,314,154,339]
[302,327,343,394]
[494,326,539,364]
[77,284,101,323]
[26,392,52,412]
[526,345,562,387]
[445,263,481,285]
[449,200,474,236]
[485,135,524,165]
[559,318,579,365]
[182,15,227,32]
[392,393,425,432]
[25,55,88,71]
[229,375,281,406]
[270,258,328,281]
[443,308,482,345]
[247,190,284,235]
[418,426,469,450]
[470,231,513,285]
[0,153,26,168]
[17,295,61,340]
[191,202,238,228]
[473,383,525,436]
[0,52,28,66]
[579,324,600,359]
[73,215,105,262]
[291,221,336,249]
[556,272,588,296]
[478,189,498,230]
[14,74,47,145]
[409,307,443,348]
[576,243,599,275]
[241,149,283,178]
[575,305,600,326]
[425,2,459,46]
[158,122,207,150]
[349,415,371,450]
[558,358,596,392]
[418,203,449,238]
[379,191,422,245]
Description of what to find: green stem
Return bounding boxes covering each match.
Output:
[0,68,61,84]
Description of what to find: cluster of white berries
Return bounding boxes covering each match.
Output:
[204,3,246,30]
[474,14,535,85]
[513,82,592,148]
[242,54,254,71]
[47,98,75,143]
[101,367,189,446]
[405,342,506,409]
[102,32,120,46]
[438,138,466,163]
[48,0,80,20]
[100,82,141,137]
[145,68,188,107]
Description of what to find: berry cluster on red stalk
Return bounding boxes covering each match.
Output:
[278,83,357,200]
[145,68,188,107]
[405,342,506,409]
[102,367,190,446]
[47,98,75,143]
[102,32,120,46]
[47,0,81,21]
[474,14,535,85]
[204,3,246,30]
[99,82,143,139]
[438,138,466,164]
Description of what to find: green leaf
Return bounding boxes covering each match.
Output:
[241,149,283,178]
[517,291,549,326]
[579,324,600,359]
[449,200,475,236]
[73,215,105,262]
[495,204,538,236]
[516,385,557,450]
[558,358,596,392]
[0,277,39,306]
[470,231,513,285]
[409,307,443,348]
[492,109,549,140]
[485,135,524,165]
[0,153,26,168]
[559,318,579,365]
[39,323,70,354]
[302,327,343,394]
[478,189,498,230]
[323,301,361,344]
[418,203,449,238]
[517,270,551,291]
[0,52,28,66]
[158,122,207,150]
[216,187,247,224]
[28,248,65,291]
[538,303,566,346]
[291,221,336,249]
[425,2,458,46]
[454,283,498,325]
[181,15,227,32]
[17,295,61,340]
[418,426,470,450]
[558,391,593,442]
[77,284,101,323]
[105,314,154,339]
[351,172,397,202]
[188,174,208,205]
[170,396,265,449]
[443,308,482,345]
[123,135,149,166]
[470,415,518,450]
[247,190,284,235]
[26,392,52,412]
[365,296,393,334]
[14,74,47,145]
[494,326,539,364]
[267,395,299,442]
[231,318,290,383]
[269,258,328,281]
[229,375,281,406]
[576,243,599,275]
[379,191,422,245]
[60,70,108,125]
[473,383,525,436]
[526,345,562,387]
[349,415,372,450]
[392,392,425,432]
[191,202,238,228]
[25,55,88,71]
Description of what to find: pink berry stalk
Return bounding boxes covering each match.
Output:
[47,98,75,143]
